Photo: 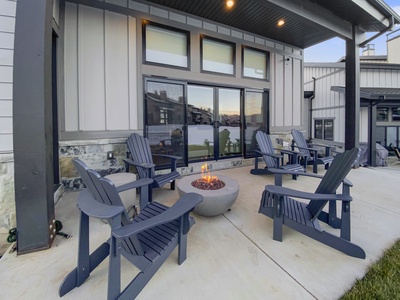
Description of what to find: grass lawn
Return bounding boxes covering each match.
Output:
[341,239,400,299]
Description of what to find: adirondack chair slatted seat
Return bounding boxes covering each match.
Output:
[251,131,305,184]
[291,129,334,174]
[125,133,182,201]
[59,158,203,299]
[259,148,366,259]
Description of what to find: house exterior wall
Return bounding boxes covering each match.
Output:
[61,1,303,138]
[59,1,305,187]
[304,62,400,144]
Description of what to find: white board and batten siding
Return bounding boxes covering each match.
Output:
[0,0,16,153]
[64,3,138,133]
[270,52,303,129]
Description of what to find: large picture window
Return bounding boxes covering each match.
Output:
[144,23,189,68]
[243,47,269,80]
[201,37,235,75]
[314,119,334,141]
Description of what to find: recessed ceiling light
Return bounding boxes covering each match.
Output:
[226,0,234,8]
[277,19,285,27]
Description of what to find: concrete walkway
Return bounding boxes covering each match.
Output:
[1,158,400,300]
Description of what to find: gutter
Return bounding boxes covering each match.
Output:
[308,77,316,142]
[359,16,394,48]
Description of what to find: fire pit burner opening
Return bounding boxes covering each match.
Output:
[191,178,225,190]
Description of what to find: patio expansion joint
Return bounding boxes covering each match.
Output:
[222,213,318,300]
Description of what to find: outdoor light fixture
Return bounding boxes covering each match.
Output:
[226,0,234,8]
[277,19,285,27]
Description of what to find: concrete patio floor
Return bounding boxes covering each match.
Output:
[1,158,400,300]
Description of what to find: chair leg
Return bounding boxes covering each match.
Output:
[313,160,318,173]
[108,236,121,300]
[272,195,283,241]
[340,202,351,241]
[171,180,176,190]
[59,212,110,297]
[178,215,188,265]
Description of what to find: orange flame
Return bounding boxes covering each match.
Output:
[201,163,219,183]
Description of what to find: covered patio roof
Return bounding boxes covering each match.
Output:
[141,0,400,48]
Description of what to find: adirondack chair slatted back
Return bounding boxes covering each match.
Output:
[255,131,277,168]
[291,129,310,157]
[307,148,358,219]
[127,133,155,179]
[72,158,111,205]
[86,170,131,223]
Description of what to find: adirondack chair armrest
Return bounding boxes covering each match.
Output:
[112,192,203,239]
[78,190,125,219]
[264,185,352,202]
[152,154,182,161]
[343,177,353,187]
[254,149,282,159]
[292,145,319,153]
[115,178,153,193]
[123,158,155,169]
[267,168,323,178]
[278,149,307,164]
[309,143,333,156]
[311,143,332,149]
[279,148,301,156]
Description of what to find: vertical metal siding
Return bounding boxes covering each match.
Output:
[64,4,137,132]
[0,0,16,152]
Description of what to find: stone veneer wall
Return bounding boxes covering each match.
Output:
[60,133,295,191]
[0,154,16,230]
[59,139,129,190]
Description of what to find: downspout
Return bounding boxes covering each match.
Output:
[359,16,394,48]
[308,77,316,142]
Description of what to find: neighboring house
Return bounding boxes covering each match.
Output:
[304,29,400,164]
[0,0,399,253]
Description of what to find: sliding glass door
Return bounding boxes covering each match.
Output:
[144,78,269,166]
[243,89,269,157]
[187,85,242,162]
[145,78,186,167]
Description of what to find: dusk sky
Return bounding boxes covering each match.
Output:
[304,0,400,62]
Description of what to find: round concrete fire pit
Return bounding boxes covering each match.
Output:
[177,174,239,217]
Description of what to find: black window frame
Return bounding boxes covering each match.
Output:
[377,107,389,122]
[200,35,236,77]
[314,118,334,141]
[142,21,190,70]
[241,46,270,81]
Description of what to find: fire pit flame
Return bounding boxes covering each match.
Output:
[191,163,225,190]
[201,163,218,183]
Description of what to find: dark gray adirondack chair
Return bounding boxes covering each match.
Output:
[251,131,304,184]
[125,133,181,200]
[259,148,366,259]
[291,129,334,173]
[59,158,203,299]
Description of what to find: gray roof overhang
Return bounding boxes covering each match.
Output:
[138,0,400,49]
[331,86,400,106]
